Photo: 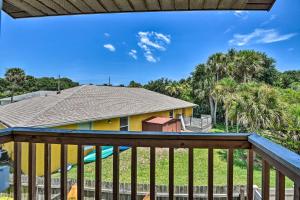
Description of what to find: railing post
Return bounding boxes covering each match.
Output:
[77,145,84,200]
[262,160,270,200]
[131,147,137,200]
[13,142,21,200]
[29,142,37,200]
[44,143,51,200]
[247,149,254,200]
[95,146,102,200]
[150,147,156,200]
[294,183,300,200]
[208,148,214,200]
[188,148,194,200]
[169,148,174,200]
[61,144,68,200]
[275,170,285,200]
[227,148,233,199]
[113,146,120,200]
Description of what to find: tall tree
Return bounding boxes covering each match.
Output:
[213,78,237,132]
[128,80,142,88]
[5,68,26,102]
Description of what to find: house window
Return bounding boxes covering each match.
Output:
[78,122,92,130]
[169,111,174,118]
[120,117,129,131]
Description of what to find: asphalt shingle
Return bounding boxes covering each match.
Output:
[0,85,196,127]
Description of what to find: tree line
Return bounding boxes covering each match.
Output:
[0,68,79,101]
[130,49,300,152]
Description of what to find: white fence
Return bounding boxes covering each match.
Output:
[183,115,212,132]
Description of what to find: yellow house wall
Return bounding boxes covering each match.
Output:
[92,118,120,131]
[0,123,7,129]
[183,107,193,117]
[129,110,172,131]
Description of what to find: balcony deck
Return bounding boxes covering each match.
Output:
[0,127,299,200]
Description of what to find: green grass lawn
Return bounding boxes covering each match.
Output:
[54,147,293,188]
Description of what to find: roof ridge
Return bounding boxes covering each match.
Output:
[26,85,87,126]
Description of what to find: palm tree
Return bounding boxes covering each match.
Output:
[4,68,26,102]
[213,78,237,132]
[230,82,286,132]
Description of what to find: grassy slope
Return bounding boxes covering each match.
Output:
[56,148,293,188]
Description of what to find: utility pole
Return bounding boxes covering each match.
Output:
[108,76,111,86]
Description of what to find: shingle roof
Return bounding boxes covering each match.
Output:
[0,85,196,128]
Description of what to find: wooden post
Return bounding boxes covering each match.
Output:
[240,185,245,200]
[227,149,233,199]
[208,148,214,200]
[169,148,174,200]
[188,148,194,200]
[131,147,137,200]
[247,149,254,200]
[44,144,51,200]
[262,160,270,200]
[275,170,285,200]
[77,145,84,200]
[61,144,67,200]
[13,142,21,200]
[95,146,102,200]
[294,183,300,200]
[29,143,37,200]
[113,146,120,200]
[150,147,156,200]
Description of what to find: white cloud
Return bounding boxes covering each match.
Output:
[104,33,110,37]
[224,26,234,34]
[103,44,116,52]
[229,29,297,46]
[129,49,138,60]
[234,11,248,20]
[261,15,277,26]
[137,31,171,63]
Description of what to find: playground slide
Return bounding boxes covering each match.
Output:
[84,146,129,163]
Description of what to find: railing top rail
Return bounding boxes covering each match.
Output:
[0,128,13,143]
[11,127,250,140]
[249,134,300,184]
[8,127,251,149]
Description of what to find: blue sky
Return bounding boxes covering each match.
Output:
[0,0,299,85]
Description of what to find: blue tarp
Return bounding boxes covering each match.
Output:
[84,146,129,163]
[0,166,9,192]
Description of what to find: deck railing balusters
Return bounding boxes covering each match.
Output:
[131,146,137,200]
[169,148,174,200]
[61,144,67,200]
[44,143,51,200]
[294,184,300,200]
[262,160,270,200]
[275,170,285,200]
[95,146,102,200]
[188,148,194,200]
[227,148,234,199]
[208,148,214,200]
[150,147,156,200]
[77,145,84,200]
[29,142,37,200]
[113,146,120,200]
[247,149,254,200]
[13,142,21,200]
[0,129,299,200]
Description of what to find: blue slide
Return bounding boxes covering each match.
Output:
[84,146,129,163]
